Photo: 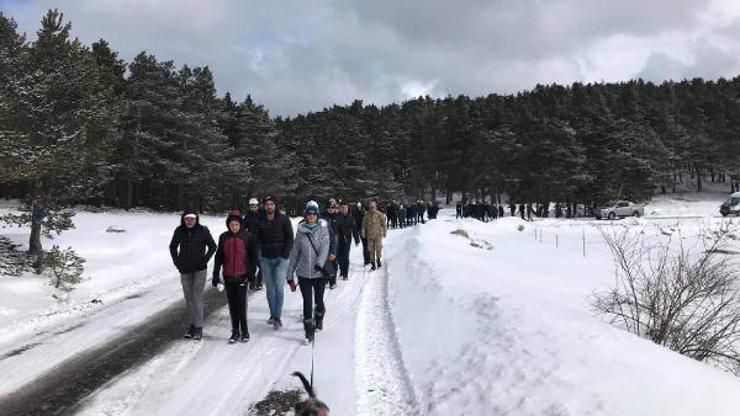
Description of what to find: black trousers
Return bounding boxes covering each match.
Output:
[225,280,248,336]
[337,239,352,278]
[361,237,369,264]
[298,277,328,320]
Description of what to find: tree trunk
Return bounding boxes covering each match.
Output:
[29,219,43,274]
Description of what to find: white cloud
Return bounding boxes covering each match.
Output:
[2,0,740,115]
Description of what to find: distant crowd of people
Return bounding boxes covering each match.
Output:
[379,200,440,229]
[456,201,580,222]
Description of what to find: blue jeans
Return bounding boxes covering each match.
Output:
[260,256,288,320]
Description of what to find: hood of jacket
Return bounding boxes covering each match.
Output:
[180,209,201,228]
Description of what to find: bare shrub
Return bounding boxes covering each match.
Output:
[594,223,740,373]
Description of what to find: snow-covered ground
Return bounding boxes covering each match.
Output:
[3,195,740,415]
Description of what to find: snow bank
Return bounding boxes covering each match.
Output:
[386,212,740,415]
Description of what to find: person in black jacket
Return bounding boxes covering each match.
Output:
[243,197,263,291]
[353,202,370,266]
[212,214,258,343]
[169,209,217,341]
[336,201,360,280]
[255,196,294,330]
[320,200,339,289]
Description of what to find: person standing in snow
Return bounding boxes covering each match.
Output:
[169,210,217,341]
[361,201,387,271]
[255,196,294,330]
[417,200,426,224]
[287,201,331,344]
[353,202,370,266]
[321,200,339,289]
[456,202,462,219]
[212,213,258,343]
[398,203,407,227]
[243,197,263,291]
[336,201,360,280]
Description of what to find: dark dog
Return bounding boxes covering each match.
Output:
[292,371,330,416]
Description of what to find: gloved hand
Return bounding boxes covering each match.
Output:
[288,280,297,292]
[314,264,323,272]
[211,276,219,288]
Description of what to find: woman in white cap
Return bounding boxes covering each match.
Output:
[287,201,331,344]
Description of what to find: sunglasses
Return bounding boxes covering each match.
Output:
[306,212,318,216]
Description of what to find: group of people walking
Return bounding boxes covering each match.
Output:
[168,196,395,345]
[382,200,440,229]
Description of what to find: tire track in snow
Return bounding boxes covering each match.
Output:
[355,261,419,415]
[0,289,228,416]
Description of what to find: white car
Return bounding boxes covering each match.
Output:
[596,200,644,220]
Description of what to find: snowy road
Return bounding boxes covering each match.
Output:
[72,245,413,415]
[0,288,228,416]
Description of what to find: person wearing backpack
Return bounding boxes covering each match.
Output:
[212,213,258,343]
[286,201,331,344]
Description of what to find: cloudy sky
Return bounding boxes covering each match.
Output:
[2,0,740,116]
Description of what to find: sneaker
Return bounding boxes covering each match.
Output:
[240,334,250,343]
[193,327,203,341]
[329,283,337,290]
[228,333,239,344]
[267,316,275,325]
[184,325,195,339]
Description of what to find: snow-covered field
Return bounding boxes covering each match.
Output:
[3,194,740,415]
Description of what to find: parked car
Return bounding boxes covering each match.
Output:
[720,192,740,217]
[595,200,645,220]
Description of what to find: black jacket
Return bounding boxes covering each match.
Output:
[255,212,294,259]
[243,210,261,234]
[169,211,217,274]
[352,208,364,231]
[336,213,360,244]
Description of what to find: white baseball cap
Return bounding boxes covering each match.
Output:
[249,198,259,205]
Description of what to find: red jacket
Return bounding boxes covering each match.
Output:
[213,230,257,281]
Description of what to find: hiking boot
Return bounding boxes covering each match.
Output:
[329,283,337,290]
[193,327,203,341]
[184,325,195,339]
[267,316,275,325]
[273,318,282,330]
[304,319,315,342]
[370,262,376,271]
[342,275,348,281]
[315,313,324,331]
[377,258,382,268]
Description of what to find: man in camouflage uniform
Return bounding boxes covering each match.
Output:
[361,201,387,271]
